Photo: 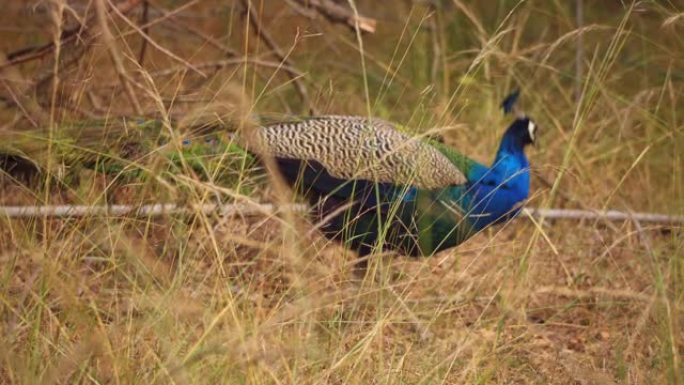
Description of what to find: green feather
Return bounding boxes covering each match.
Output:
[1,119,256,192]
[427,140,479,176]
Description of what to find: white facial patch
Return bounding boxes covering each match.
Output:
[527,121,536,142]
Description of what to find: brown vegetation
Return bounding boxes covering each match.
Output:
[0,1,682,383]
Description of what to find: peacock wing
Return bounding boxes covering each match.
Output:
[257,115,467,189]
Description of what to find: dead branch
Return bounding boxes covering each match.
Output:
[1,0,143,69]
[1,0,145,120]
[2,24,86,68]
[137,0,150,64]
[1,204,682,226]
[523,208,684,225]
[290,0,376,34]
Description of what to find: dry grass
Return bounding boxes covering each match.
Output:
[1,1,683,384]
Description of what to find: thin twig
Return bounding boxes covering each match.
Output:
[137,0,149,65]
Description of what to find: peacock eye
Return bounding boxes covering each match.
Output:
[527,121,536,142]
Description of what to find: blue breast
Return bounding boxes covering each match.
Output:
[455,151,530,231]
[394,149,530,233]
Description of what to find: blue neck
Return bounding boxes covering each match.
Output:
[450,127,531,231]
[496,129,527,159]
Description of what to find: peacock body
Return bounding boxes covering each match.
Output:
[253,114,537,256]
[1,101,537,258]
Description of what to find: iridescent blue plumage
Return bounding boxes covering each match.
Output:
[457,117,534,231]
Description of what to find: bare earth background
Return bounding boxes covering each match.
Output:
[0,1,683,384]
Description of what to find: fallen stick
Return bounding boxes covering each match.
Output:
[0,204,682,224]
[0,203,305,218]
[523,208,684,224]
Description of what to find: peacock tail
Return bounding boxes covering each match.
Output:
[0,118,257,190]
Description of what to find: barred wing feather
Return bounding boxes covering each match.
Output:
[257,115,466,189]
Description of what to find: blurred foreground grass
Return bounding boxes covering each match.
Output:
[0,1,682,383]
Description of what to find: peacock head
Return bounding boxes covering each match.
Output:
[501,116,538,151]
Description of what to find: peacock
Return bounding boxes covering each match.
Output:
[252,111,536,257]
[0,92,537,259]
